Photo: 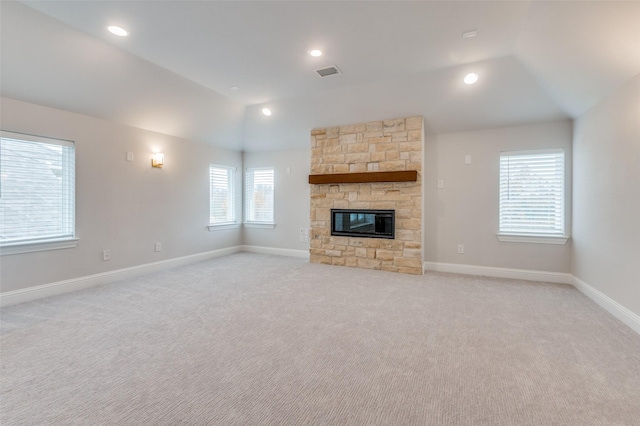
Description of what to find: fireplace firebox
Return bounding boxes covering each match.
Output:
[331,209,395,239]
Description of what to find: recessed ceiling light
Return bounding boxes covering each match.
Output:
[229,86,240,91]
[262,108,272,116]
[309,49,323,57]
[464,73,479,85]
[108,25,128,36]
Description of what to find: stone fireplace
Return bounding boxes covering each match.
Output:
[309,117,423,275]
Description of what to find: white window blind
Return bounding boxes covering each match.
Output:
[245,168,274,223]
[209,165,236,225]
[0,131,76,245]
[499,149,565,236]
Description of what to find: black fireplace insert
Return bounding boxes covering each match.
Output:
[331,209,395,239]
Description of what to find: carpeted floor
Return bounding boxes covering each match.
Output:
[1,253,639,425]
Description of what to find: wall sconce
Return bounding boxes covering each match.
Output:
[151,152,164,168]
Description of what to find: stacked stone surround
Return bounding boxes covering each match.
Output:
[309,116,423,275]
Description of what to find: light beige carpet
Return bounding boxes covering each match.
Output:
[1,253,639,425]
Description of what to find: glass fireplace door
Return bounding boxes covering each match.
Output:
[331,209,394,239]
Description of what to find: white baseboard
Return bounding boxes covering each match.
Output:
[0,245,309,307]
[241,245,310,259]
[423,261,572,284]
[422,262,639,335]
[5,251,637,336]
[0,246,243,308]
[572,276,640,335]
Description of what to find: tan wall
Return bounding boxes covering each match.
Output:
[423,121,573,272]
[309,117,423,274]
[0,97,243,293]
[573,74,640,317]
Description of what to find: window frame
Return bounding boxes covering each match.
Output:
[244,167,275,228]
[208,164,239,231]
[497,148,569,245]
[0,130,78,255]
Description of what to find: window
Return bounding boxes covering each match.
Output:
[245,167,274,227]
[0,131,77,254]
[498,149,568,244]
[209,165,237,229]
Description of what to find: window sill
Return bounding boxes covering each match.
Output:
[497,234,570,245]
[243,222,276,229]
[0,238,79,256]
[208,223,240,231]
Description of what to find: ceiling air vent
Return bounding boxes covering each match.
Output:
[315,65,341,78]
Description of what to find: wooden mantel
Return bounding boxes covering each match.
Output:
[308,170,418,184]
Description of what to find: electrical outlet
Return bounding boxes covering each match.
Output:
[103,249,111,261]
[457,244,464,254]
[155,243,162,252]
[303,235,309,243]
[464,155,472,164]
[437,179,445,189]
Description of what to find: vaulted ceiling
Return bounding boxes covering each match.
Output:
[2,1,639,151]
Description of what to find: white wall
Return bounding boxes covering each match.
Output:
[242,148,311,252]
[0,98,243,293]
[424,120,573,273]
[572,74,640,317]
